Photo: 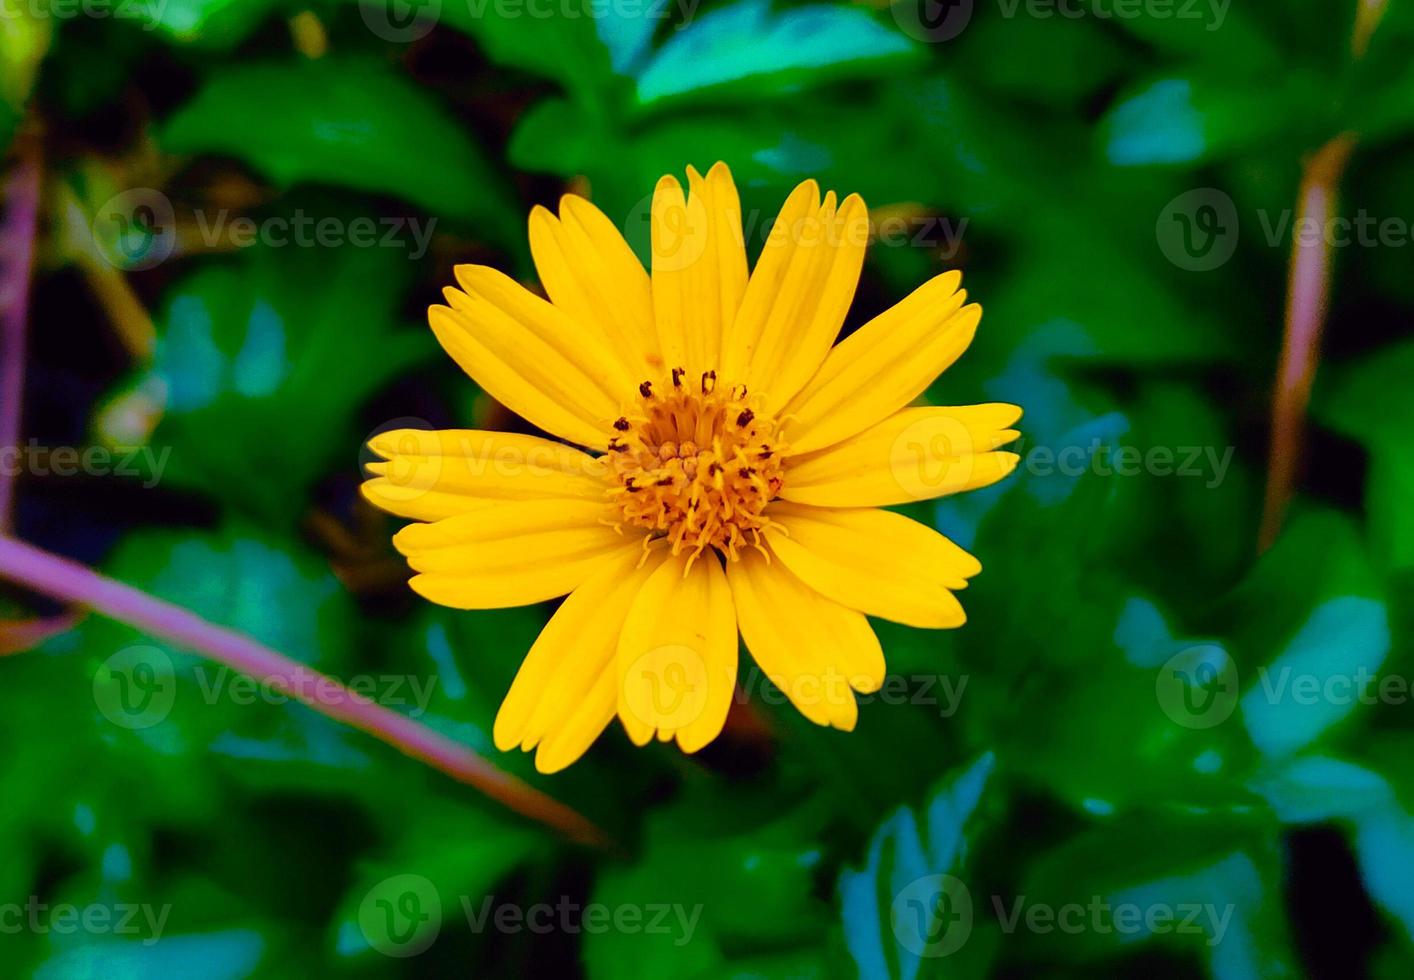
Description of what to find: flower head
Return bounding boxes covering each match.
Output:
[363,163,1021,772]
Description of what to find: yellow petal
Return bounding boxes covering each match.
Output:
[781,405,1022,507]
[781,272,979,455]
[392,499,637,609]
[650,165,748,379]
[726,548,883,731]
[362,428,606,521]
[529,195,659,377]
[764,502,979,629]
[721,184,868,416]
[494,547,665,773]
[431,264,638,449]
[615,551,738,753]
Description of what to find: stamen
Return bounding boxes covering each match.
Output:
[606,372,785,563]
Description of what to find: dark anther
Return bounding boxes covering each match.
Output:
[708,461,724,476]
[656,477,674,486]
[738,466,757,478]
[671,367,686,387]
[701,370,717,393]
[736,409,754,427]
[639,381,654,398]
[613,417,630,431]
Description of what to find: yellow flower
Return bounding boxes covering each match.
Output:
[363,163,1021,773]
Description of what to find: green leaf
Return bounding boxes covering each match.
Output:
[1018,816,1297,976]
[330,803,540,961]
[0,0,51,110]
[837,753,995,979]
[1314,341,1414,570]
[1221,511,1390,759]
[160,57,518,241]
[130,243,431,523]
[585,790,835,979]
[633,0,919,109]
[136,0,280,48]
[434,0,625,109]
[1101,74,1327,166]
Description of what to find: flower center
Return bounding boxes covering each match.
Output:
[606,367,785,562]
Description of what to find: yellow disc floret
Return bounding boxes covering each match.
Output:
[606,367,785,563]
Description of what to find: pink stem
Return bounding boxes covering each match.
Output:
[1,145,42,533]
[0,535,609,847]
[1258,134,1356,553]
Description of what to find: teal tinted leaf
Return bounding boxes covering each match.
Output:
[33,930,266,980]
[1249,755,1394,824]
[160,57,517,239]
[634,0,918,108]
[837,753,994,980]
[1101,75,1326,166]
[1222,512,1389,759]
[1240,596,1390,759]
[43,524,373,799]
[133,244,431,523]
[1020,818,1297,975]
[1355,804,1414,944]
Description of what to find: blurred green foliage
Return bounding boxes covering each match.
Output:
[4,0,1414,976]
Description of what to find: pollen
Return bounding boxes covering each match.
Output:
[606,368,786,563]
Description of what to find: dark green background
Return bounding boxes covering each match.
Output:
[3,0,1413,976]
